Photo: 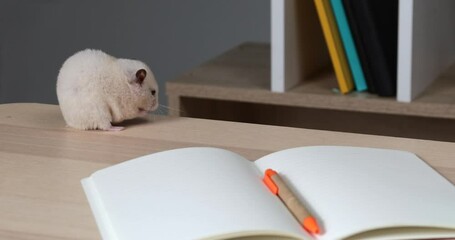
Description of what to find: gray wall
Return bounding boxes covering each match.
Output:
[0,0,270,111]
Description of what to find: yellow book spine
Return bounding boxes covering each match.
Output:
[314,0,354,94]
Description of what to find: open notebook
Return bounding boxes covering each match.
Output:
[81,146,455,240]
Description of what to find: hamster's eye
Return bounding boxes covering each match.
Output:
[151,89,156,96]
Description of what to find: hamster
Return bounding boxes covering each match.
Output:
[56,49,158,131]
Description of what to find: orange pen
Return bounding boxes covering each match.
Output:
[263,168,321,235]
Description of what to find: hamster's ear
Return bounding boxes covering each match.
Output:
[135,69,147,85]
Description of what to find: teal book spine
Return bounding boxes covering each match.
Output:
[330,0,367,91]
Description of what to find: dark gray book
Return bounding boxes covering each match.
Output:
[342,0,398,96]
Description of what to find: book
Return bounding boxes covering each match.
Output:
[330,0,367,92]
[81,146,455,240]
[342,0,398,97]
[313,0,354,94]
[341,0,375,93]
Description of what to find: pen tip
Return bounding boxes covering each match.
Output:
[303,216,320,234]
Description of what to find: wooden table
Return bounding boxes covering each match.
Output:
[1,103,454,239]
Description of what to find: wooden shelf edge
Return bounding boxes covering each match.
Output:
[166,43,455,120]
[167,81,455,119]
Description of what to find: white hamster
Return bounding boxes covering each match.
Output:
[56,49,158,131]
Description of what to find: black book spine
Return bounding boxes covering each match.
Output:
[342,0,398,97]
[342,0,376,93]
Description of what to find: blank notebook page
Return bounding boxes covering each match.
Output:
[83,148,307,240]
[255,146,455,240]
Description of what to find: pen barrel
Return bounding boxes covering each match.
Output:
[271,174,311,223]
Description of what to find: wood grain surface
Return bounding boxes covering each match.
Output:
[1,103,454,239]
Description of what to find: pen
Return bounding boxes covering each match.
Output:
[263,168,321,235]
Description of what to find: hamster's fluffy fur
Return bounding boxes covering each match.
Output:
[56,49,158,130]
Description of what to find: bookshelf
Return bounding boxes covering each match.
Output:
[271,0,455,101]
[167,43,455,119]
[166,43,455,141]
[166,0,455,141]
[397,0,455,102]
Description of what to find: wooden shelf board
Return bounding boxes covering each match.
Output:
[166,43,455,119]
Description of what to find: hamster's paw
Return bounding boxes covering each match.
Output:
[107,126,125,131]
